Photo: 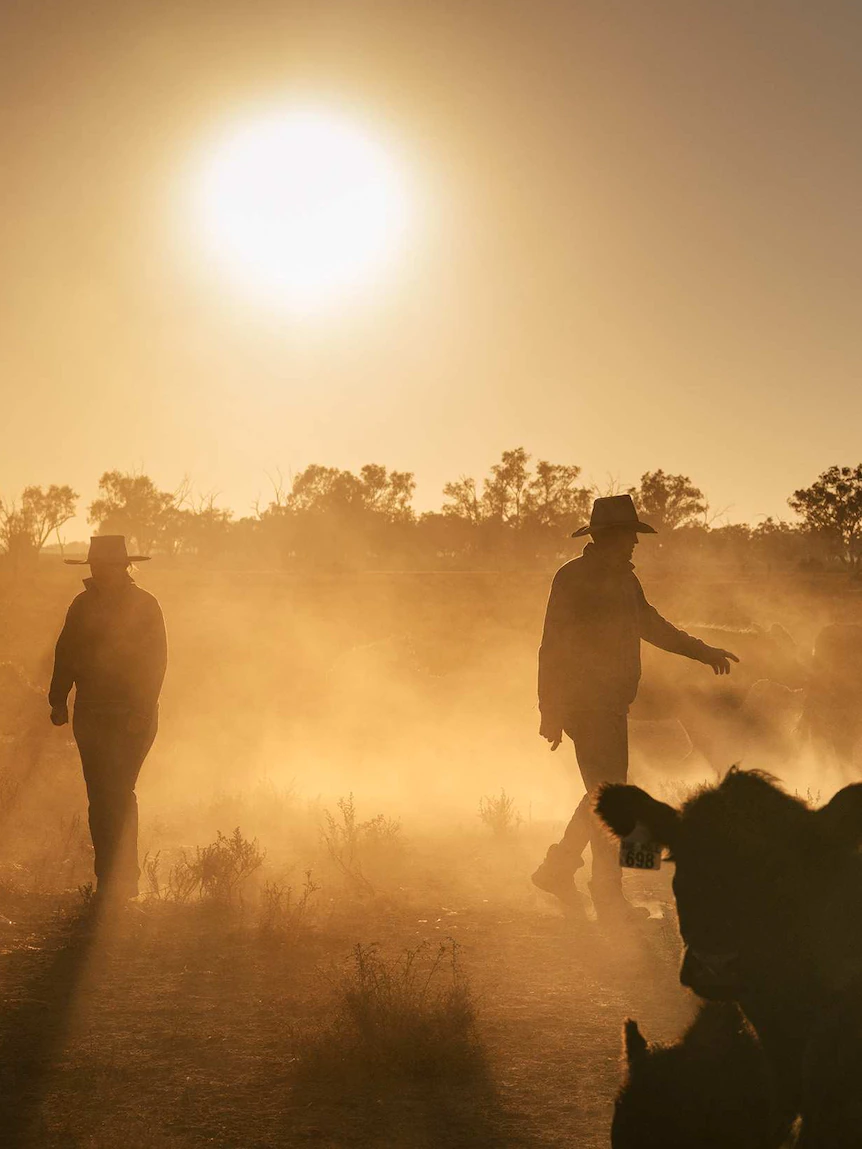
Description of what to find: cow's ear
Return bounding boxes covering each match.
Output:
[596,783,680,847]
[623,1019,648,1067]
[817,784,862,847]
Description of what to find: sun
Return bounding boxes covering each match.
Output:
[192,106,412,313]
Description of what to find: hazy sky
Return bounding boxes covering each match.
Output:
[3,0,861,533]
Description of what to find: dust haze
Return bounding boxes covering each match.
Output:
[1,538,859,1144]
[4,0,862,1144]
[9,552,857,846]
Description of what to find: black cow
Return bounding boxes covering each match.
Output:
[597,769,862,1147]
[612,1002,793,1149]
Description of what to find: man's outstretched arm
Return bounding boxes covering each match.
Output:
[637,584,739,675]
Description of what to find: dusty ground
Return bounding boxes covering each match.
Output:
[0,831,692,1149]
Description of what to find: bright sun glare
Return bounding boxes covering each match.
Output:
[193,106,411,312]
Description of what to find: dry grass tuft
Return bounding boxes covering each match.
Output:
[143,827,265,905]
[478,789,523,838]
[256,869,319,944]
[296,938,482,1083]
[321,793,404,894]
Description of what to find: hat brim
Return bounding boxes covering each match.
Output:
[571,521,657,538]
[64,556,151,565]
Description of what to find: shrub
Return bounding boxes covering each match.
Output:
[142,851,200,905]
[478,789,522,838]
[297,939,480,1082]
[321,794,403,894]
[257,870,319,943]
[143,828,265,905]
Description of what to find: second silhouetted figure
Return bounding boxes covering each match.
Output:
[533,495,738,923]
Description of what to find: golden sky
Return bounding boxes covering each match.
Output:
[2,0,861,531]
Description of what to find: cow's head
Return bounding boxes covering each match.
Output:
[597,771,862,1002]
[611,1008,781,1149]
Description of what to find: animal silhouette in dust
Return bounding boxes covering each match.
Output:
[612,1002,794,1149]
[598,768,862,1148]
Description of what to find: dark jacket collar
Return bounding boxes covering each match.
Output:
[581,541,635,573]
[83,574,136,593]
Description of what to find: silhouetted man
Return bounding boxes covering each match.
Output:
[49,536,167,902]
[533,495,738,922]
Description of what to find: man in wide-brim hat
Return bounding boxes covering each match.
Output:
[533,495,738,922]
[49,535,167,903]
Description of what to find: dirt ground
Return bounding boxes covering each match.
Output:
[0,828,692,1149]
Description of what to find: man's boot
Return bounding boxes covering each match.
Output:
[531,844,587,912]
[589,880,650,926]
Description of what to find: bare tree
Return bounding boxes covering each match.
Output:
[175,493,234,558]
[254,469,292,519]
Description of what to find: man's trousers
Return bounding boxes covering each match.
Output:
[556,710,629,897]
[73,707,157,896]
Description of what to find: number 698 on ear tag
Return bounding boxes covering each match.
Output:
[619,822,662,871]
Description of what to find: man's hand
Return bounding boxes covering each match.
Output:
[702,646,740,676]
[50,705,69,727]
[539,716,563,751]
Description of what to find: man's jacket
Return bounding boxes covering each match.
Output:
[49,577,167,715]
[538,544,710,719]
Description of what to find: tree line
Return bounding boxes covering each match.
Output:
[2,451,862,573]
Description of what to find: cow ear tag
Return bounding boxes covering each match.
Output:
[619,821,662,871]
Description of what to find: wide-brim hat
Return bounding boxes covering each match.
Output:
[64,535,151,565]
[571,494,657,538]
